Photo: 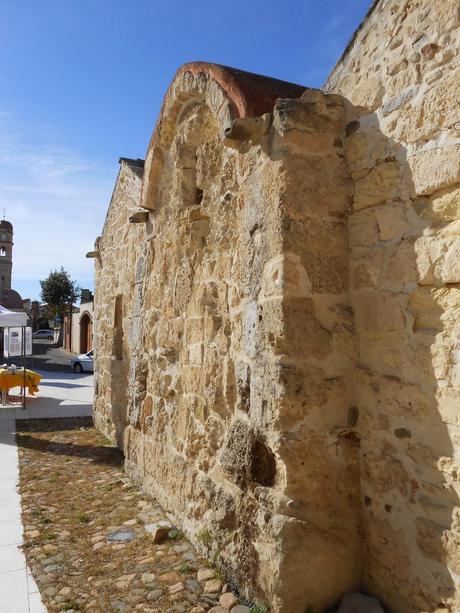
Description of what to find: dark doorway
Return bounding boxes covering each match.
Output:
[79,313,92,353]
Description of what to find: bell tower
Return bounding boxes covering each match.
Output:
[0,220,13,292]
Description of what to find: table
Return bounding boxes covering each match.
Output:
[0,369,42,400]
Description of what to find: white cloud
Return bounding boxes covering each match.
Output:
[0,112,117,300]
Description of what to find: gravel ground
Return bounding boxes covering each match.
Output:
[16,418,261,613]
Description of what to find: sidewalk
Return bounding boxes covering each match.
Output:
[0,371,93,613]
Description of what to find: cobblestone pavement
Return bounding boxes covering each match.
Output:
[16,417,259,613]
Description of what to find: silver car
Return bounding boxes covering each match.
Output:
[71,349,94,373]
[32,329,54,340]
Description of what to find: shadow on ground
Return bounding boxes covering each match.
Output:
[16,417,123,467]
[9,340,77,373]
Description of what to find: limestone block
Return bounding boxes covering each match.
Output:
[352,291,406,333]
[437,388,460,426]
[337,71,384,111]
[363,450,410,497]
[144,520,174,543]
[280,154,351,218]
[416,236,460,284]
[382,239,417,288]
[348,208,380,249]
[399,69,460,143]
[188,342,204,366]
[346,128,393,172]
[416,517,447,561]
[259,253,312,301]
[375,204,409,241]
[218,419,276,489]
[353,162,400,210]
[282,297,332,361]
[414,187,460,223]
[409,145,460,196]
[273,94,344,136]
[277,129,335,155]
[351,262,378,290]
[381,85,418,117]
[359,330,418,380]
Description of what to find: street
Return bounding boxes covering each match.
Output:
[7,339,79,373]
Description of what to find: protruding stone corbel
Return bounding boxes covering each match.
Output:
[224,113,271,141]
[86,236,101,259]
[129,211,150,224]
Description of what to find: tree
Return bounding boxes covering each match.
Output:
[40,267,81,321]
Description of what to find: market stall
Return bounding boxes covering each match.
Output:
[0,305,38,408]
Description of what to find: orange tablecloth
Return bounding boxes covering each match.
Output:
[0,369,42,395]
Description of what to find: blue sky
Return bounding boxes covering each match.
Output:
[0,0,370,301]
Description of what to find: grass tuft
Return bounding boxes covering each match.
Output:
[75,511,90,524]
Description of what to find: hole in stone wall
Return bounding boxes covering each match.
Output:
[195,188,203,204]
[236,363,251,413]
[250,438,276,487]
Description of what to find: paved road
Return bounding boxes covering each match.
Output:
[7,340,78,373]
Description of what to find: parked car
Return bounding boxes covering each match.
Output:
[71,350,94,373]
[32,329,54,340]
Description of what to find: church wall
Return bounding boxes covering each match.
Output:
[94,69,362,612]
[325,1,460,610]
[93,159,145,449]
[93,2,460,609]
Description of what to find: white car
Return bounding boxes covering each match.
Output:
[32,329,54,340]
[71,350,94,373]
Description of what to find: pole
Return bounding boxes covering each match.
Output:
[69,303,73,352]
[22,325,26,410]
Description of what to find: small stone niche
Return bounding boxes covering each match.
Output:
[250,438,276,487]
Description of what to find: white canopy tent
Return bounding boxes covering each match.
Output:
[0,305,29,408]
[0,305,27,327]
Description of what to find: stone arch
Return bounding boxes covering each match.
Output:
[140,62,306,212]
[79,311,93,354]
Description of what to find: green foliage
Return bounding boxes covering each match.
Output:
[214,566,226,582]
[178,563,192,574]
[59,600,82,611]
[39,267,80,318]
[168,528,184,540]
[197,529,213,548]
[251,604,268,613]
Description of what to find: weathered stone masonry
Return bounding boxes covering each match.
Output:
[325,1,460,611]
[93,1,460,611]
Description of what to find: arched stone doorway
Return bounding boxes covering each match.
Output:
[79,312,93,354]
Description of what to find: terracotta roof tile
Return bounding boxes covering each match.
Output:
[175,62,307,118]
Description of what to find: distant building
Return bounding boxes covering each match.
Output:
[22,300,53,332]
[63,290,94,354]
[0,219,25,313]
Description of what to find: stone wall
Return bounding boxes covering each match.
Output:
[93,2,460,610]
[93,157,145,448]
[325,1,460,611]
[94,67,363,612]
